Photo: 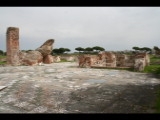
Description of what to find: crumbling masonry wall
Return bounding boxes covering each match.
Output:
[6,27,20,65]
[78,52,150,71]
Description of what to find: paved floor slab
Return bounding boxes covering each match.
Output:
[0,62,160,113]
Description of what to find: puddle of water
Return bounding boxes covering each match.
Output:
[86,79,107,84]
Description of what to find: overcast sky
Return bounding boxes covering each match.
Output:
[0,7,160,52]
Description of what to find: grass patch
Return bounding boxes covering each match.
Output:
[143,55,160,74]
[91,66,134,71]
[150,55,160,64]
[60,59,68,62]
[0,55,6,65]
[143,65,160,74]
[59,59,74,62]
[149,55,160,112]
[155,89,160,113]
[0,61,6,65]
[0,55,6,59]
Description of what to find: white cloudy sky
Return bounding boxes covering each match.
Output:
[0,7,160,52]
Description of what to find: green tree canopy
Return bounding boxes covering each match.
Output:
[64,48,71,53]
[0,50,4,55]
[52,48,71,55]
[52,48,60,55]
[132,46,140,51]
[85,47,93,52]
[154,46,160,51]
[140,47,152,52]
[92,46,105,52]
[75,47,85,53]
[132,46,151,52]
[154,46,160,55]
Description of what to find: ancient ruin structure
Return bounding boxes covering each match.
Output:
[98,51,116,67]
[19,51,43,66]
[134,58,146,72]
[36,39,54,63]
[115,54,126,67]
[134,52,150,66]
[115,54,135,67]
[43,55,54,64]
[36,39,54,57]
[5,27,150,71]
[19,39,54,66]
[124,55,135,67]
[6,27,55,66]
[154,47,160,55]
[6,27,20,65]
[78,51,150,72]
[134,52,150,71]
[78,55,90,67]
[78,54,100,67]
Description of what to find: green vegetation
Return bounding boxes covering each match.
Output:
[143,55,160,74]
[91,66,134,71]
[59,59,68,62]
[155,89,160,113]
[75,47,85,53]
[59,59,74,62]
[0,55,6,65]
[150,55,160,64]
[143,65,160,74]
[0,55,6,59]
[132,46,152,53]
[143,57,160,112]
[0,61,6,65]
[0,50,6,56]
[0,50,3,55]
[52,48,71,55]
[75,46,105,54]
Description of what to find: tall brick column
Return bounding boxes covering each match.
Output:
[6,27,20,65]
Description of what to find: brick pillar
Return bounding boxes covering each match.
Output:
[6,27,20,65]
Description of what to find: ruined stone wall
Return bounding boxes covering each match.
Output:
[124,55,135,67]
[115,54,126,67]
[134,53,150,66]
[78,52,150,70]
[78,52,117,68]
[98,52,116,67]
[6,27,20,65]
[78,54,92,67]
[134,58,146,72]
